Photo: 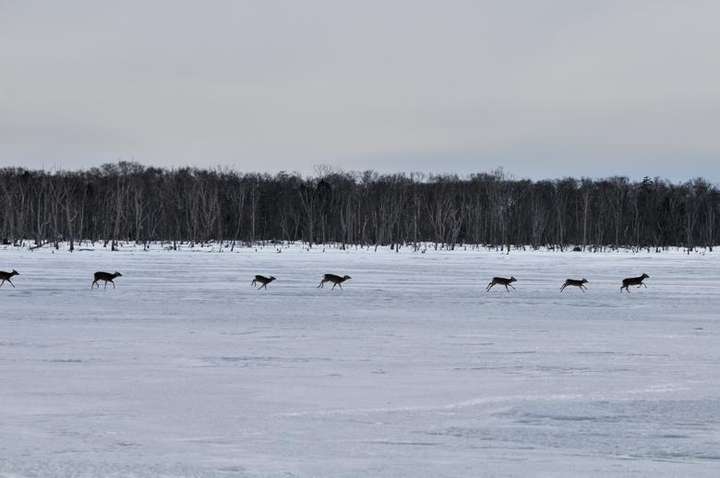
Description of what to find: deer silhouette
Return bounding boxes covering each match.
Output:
[251,275,276,289]
[561,278,589,292]
[318,274,351,290]
[0,269,19,288]
[620,273,649,293]
[92,271,122,289]
[486,276,517,292]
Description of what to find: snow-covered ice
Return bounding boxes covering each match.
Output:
[0,244,718,477]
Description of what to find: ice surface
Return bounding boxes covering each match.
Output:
[0,244,718,477]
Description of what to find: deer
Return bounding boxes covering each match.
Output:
[0,269,19,288]
[620,273,649,293]
[560,278,589,292]
[486,276,517,292]
[318,273,351,290]
[91,271,122,289]
[251,275,276,289]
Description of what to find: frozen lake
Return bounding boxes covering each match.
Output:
[0,244,718,477]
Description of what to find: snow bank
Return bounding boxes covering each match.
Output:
[0,245,718,477]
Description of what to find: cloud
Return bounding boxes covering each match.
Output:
[1,0,718,180]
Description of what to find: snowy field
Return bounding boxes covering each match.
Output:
[0,243,718,477]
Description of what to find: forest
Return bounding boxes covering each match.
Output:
[0,162,717,251]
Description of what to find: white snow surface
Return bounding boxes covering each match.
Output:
[0,243,718,477]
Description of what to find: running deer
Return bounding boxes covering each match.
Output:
[318,274,351,290]
[0,269,19,288]
[486,276,517,292]
[561,278,589,292]
[91,271,122,289]
[620,273,649,293]
[251,275,276,289]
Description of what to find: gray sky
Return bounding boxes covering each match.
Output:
[1,0,719,180]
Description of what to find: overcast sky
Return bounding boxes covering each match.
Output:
[1,0,719,180]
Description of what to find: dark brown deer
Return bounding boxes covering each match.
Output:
[92,271,122,289]
[251,275,276,289]
[0,269,19,288]
[620,273,649,293]
[486,276,517,292]
[561,278,588,292]
[318,274,351,290]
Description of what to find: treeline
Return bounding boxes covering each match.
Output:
[0,162,717,251]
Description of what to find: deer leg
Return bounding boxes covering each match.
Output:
[486,283,493,292]
[331,282,337,290]
[0,280,4,288]
[504,284,509,292]
[509,284,516,290]
[317,281,324,288]
[8,279,15,288]
[112,281,116,289]
[104,281,108,289]
[261,283,267,289]
[560,284,566,292]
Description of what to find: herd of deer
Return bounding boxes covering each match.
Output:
[0,269,651,293]
[251,273,352,290]
[484,274,649,292]
[262,273,651,292]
